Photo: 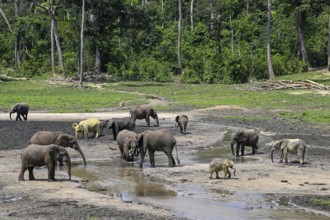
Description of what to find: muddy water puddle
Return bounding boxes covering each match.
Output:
[71,131,329,219]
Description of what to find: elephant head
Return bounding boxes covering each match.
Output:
[47,145,71,180]
[55,134,86,166]
[149,109,159,127]
[72,123,83,138]
[271,140,285,162]
[230,130,247,155]
[223,159,236,178]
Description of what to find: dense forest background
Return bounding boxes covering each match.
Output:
[0,0,330,84]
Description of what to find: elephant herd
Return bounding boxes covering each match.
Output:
[13,102,308,182]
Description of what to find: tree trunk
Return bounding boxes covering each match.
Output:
[0,8,12,31]
[51,16,56,77]
[15,0,21,69]
[210,1,214,31]
[190,0,194,31]
[297,10,311,68]
[177,0,183,71]
[267,0,275,81]
[328,8,330,72]
[78,0,85,89]
[94,47,101,75]
[52,16,67,78]
[230,14,234,52]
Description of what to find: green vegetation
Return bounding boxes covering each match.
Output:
[1,71,330,124]
[311,198,330,206]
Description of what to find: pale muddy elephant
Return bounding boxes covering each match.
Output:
[9,102,29,121]
[130,129,180,168]
[19,144,71,181]
[130,105,159,127]
[108,117,135,140]
[175,115,188,135]
[271,138,307,164]
[72,118,104,139]
[230,129,259,157]
[29,131,86,166]
[116,129,141,161]
[209,158,236,179]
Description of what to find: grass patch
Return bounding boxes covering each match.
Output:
[311,198,330,206]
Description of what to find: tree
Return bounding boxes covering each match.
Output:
[78,0,85,89]
[267,0,275,80]
[177,0,183,71]
[328,8,330,72]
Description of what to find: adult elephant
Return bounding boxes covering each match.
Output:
[29,131,87,166]
[108,117,135,140]
[271,138,307,165]
[116,129,141,161]
[230,129,259,157]
[19,144,71,181]
[130,105,159,127]
[9,102,29,121]
[175,115,188,135]
[130,129,180,168]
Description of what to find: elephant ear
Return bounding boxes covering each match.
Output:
[56,134,72,147]
[107,119,115,128]
[175,116,180,123]
[237,131,248,142]
[48,145,60,161]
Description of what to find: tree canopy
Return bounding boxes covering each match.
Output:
[0,0,329,84]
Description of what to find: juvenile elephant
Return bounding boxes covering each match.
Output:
[209,158,236,179]
[19,144,71,181]
[10,102,29,121]
[130,129,180,168]
[175,115,188,135]
[29,131,86,166]
[230,129,259,157]
[72,118,103,139]
[108,117,135,140]
[130,105,159,127]
[116,129,141,161]
[271,138,307,164]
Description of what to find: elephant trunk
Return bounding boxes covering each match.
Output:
[76,146,87,166]
[9,111,13,120]
[155,115,159,127]
[233,167,236,176]
[230,141,235,156]
[63,155,71,180]
[271,149,275,162]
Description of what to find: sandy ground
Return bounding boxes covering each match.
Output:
[0,107,330,219]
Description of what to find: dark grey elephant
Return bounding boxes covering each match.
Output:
[19,144,71,181]
[130,129,180,168]
[10,102,29,121]
[116,129,141,161]
[29,131,86,166]
[108,117,135,140]
[271,138,307,164]
[130,105,159,127]
[175,115,188,135]
[230,129,259,157]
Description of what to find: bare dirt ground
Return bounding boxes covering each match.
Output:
[0,105,330,219]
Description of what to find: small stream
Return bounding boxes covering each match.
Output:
[71,131,329,220]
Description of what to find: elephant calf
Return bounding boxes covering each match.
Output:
[209,158,236,179]
[10,102,29,121]
[271,138,307,164]
[19,144,71,181]
[175,115,189,135]
[108,117,135,140]
[72,118,103,139]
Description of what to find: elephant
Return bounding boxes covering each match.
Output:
[130,128,180,168]
[116,129,141,161]
[230,129,259,157]
[108,117,135,140]
[29,131,87,166]
[271,138,307,164]
[10,102,29,121]
[18,144,71,181]
[209,158,236,179]
[175,115,189,135]
[130,105,159,127]
[72,118,103,139]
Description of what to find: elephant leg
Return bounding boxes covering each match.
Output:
[18,166,27,181]
[139,148,148,168]
[47,162,56,181]
[241,144,246,156]
[282,148,288,164]
[215,171,220,179]
[163,149,175,167]
[235,143,240,157]
[28,167,35,180]
[252,145,256,154]
[149,150,155,167]
[146,117,150,127]
[84,130,88,139]
[300,148,305,164]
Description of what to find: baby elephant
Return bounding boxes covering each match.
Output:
[19,144,71,181]
[72,118,103,139]
[209,158,236,179]
[175,115,188,135]
[271,138,307,164]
